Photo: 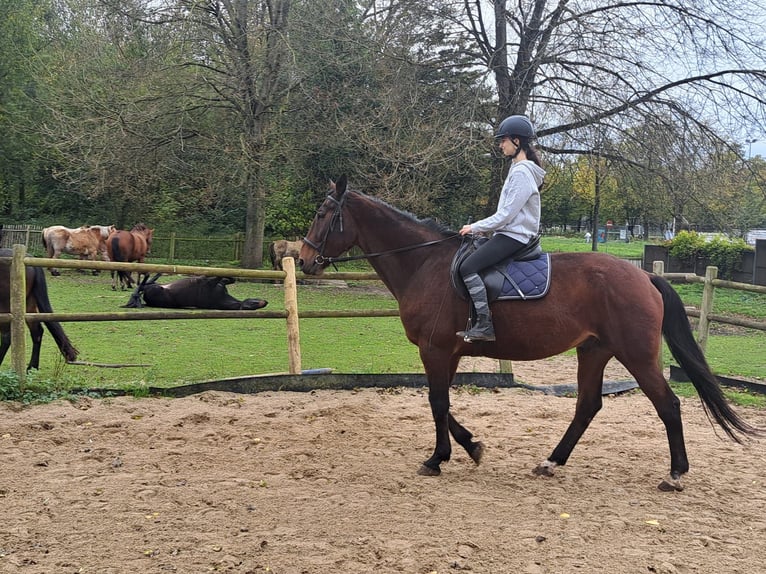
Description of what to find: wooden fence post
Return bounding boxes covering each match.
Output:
[234,232,243,261]
[698,265,718,352]
[168,232,176,263]
[283,257,302,374]
[10,245,27,386]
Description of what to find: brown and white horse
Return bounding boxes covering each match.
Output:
[41,225,115,276]
[269,239,303,271]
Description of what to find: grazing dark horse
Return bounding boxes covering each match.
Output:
[106,224,154,290]
[122,274,269,310]
[0,249,79,370]
[300,176,760,491]
[269,239,303,271]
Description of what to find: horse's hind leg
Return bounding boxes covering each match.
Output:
[26,321,44,371]
[627,362,688,491]
[534,345,610,477]
[0,328,11,366]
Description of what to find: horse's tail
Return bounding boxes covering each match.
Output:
[41,229,52,256]
[110,235,123,262]
[29,267,79,362]
[650,274,760,442]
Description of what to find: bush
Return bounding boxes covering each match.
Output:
[666,230,705,260]
[666,230,753,279]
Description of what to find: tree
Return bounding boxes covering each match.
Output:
[282,0,495,224]
[460,0,766,201]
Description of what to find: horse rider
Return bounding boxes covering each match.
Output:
[456,114,546,342]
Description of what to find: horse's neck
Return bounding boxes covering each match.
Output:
[350,195,447,297]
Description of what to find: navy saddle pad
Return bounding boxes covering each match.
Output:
[450,237,551,302]
[485,253,551,301]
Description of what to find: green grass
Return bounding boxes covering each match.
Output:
[2,239,764,402]
[541,235,648,258]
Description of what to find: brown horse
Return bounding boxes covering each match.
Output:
[299,175,760,491]
[41,224,115,276]
[0,249,79,370]
[269,239,303,271]
[106,224,154,290]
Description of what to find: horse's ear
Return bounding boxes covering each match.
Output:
[336,174,348,196]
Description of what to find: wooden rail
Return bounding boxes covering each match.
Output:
[2,246,764,387]
[0,244,394,386]
[653,261,766,352]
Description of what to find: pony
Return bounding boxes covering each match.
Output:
[41,224,115,276]
[0,248,79,370]
[106,224,154,291]
[122,274,269,310]
[269,239,303,271]
[299,175,761,491]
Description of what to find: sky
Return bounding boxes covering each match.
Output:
[748,140,766,159]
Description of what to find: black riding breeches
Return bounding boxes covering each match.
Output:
[459,234,527,277]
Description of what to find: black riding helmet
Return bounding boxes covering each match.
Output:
[495,115,536,140]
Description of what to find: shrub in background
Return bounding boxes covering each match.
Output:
[666,231,753,279]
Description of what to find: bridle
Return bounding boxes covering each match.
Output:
[302,190,459,267]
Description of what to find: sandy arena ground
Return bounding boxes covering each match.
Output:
[1,356,765,573]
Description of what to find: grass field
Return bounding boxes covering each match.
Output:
[1,236,764,401]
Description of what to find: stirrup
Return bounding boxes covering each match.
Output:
[456,323,496,343]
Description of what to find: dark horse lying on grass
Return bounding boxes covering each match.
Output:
[0,248,79,370]
[123,274,268,310]
[300,175,762,491]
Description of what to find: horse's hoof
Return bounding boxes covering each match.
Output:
[532,460,557,477]
[417,464,441,477]
[658,475,684,492]
[469,441,485,465]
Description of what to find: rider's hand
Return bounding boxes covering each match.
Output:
[459,224,472,236]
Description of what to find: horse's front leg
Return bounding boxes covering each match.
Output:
[417,349,482,475]
[418,377,451,476]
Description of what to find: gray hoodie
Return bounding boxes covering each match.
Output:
[469,160,546,244]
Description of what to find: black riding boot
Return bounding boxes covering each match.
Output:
[456,273,495,342]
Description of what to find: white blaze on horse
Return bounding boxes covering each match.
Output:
[41,225,116,276]
[269,239,303,271]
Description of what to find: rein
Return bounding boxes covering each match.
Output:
[303,190,458,266]
[304,235,458,266]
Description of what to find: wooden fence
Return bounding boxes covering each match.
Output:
[0,225,282,262]
[1,244,765,387]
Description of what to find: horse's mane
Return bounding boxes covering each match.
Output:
[360,191,457,237]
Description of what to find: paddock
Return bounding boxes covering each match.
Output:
[0,248,765,571]
[1,385,765,573]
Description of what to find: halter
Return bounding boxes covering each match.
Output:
[303,190,458,267]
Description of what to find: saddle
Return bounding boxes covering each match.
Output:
[450,235,551,302]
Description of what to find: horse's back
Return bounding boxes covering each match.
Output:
[449,251,664,361]
[107,228,149,262]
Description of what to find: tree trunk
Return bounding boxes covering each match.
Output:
[242,169,267,269]
[590,171,601,252]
